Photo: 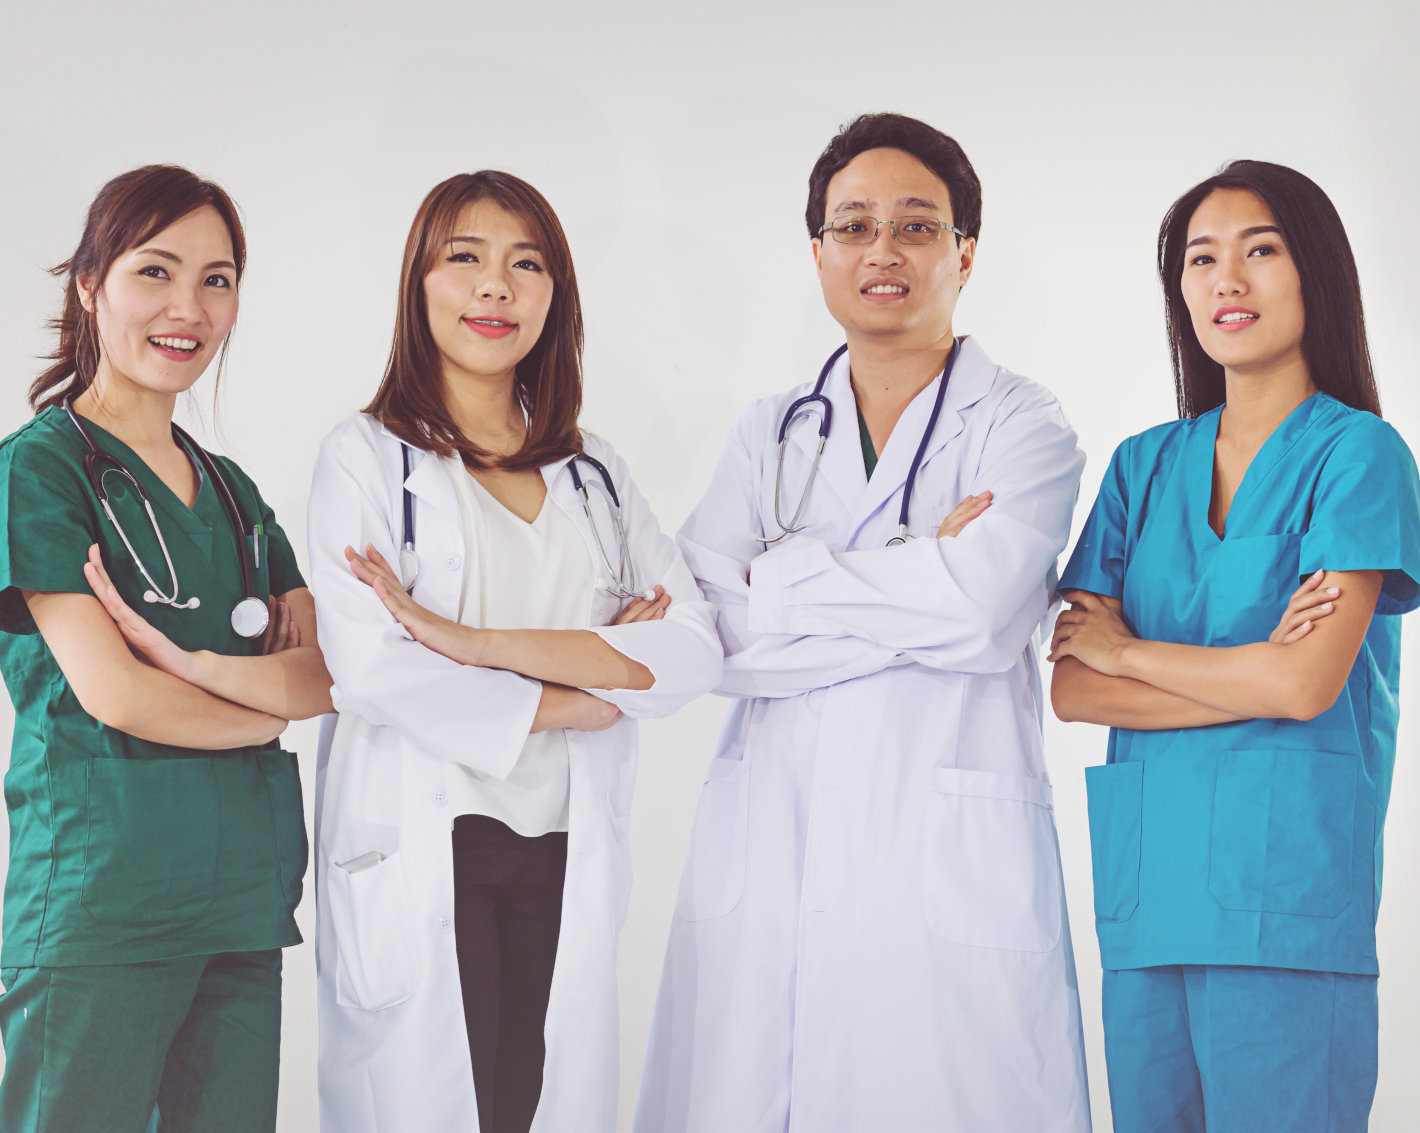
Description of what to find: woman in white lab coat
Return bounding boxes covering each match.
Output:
[306,171,721,1133]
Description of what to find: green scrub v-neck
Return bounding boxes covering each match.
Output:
[856,402,878,480]
[0,406,308,967]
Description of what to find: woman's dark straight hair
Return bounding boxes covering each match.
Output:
[30,165,246,413]
[1157,159,1381,419]
[365,171,584,472]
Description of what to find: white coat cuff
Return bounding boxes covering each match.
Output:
[747,538,833,634]
[587,620,721,717]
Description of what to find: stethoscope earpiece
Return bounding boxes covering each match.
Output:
[142,590,159,604]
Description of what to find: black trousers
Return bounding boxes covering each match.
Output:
[451,814,568,1133]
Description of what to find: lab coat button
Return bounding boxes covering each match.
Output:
[437,916,453,934]
[432,787,447,806]
[447,553,463,571]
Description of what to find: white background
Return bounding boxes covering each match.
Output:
[3,1,1418,1129]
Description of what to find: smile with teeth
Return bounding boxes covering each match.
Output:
[1215,312,1258,324]
[466,318,514,326]
[149,335,200,351]
[863,285,907,295]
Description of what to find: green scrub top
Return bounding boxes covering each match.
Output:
[0,406,308,967]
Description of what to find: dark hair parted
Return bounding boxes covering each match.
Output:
[1158,160,1380,419]
[805,113,982,242]
[365,171,584,472]
[30,165,247,412]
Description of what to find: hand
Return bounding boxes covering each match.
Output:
[1047,590,1137,676]
[937,492,992,538]
[261,596,301,655]
[1269,570,1341,644]
[532,684,624,732]
[614,585,670,624]
[83,544,198,681]
[345,544,485,666]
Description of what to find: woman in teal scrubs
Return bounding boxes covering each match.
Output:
[0,166,333,1132]
[1051,160,1420,1132]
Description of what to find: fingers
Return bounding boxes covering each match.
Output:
[614,585,671,625]
[262,595,279,655]
[937,492,993,539]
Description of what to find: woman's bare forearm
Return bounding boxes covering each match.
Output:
[1051,657,1246,730]
[477,629,654,691]
[104,663,288,748]
[184,646,334,720]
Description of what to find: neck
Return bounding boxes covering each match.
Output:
[1218,352,1316,441]
[71,366,179,450]
[441,367,525,457]
[845,329,955,412]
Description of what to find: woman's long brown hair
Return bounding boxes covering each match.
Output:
[365,171,584,471]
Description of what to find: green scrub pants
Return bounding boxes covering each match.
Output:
[0,949,281,1133]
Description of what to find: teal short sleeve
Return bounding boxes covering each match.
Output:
[1059,438,1130,599]
[0,432,98,634]
[1298,417,1420,616]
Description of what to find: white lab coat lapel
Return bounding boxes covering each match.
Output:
[786,351,866,523]
[382,426,465,619]
[848,336,996,541]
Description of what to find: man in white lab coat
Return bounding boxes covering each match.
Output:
[635,113,1092,1132]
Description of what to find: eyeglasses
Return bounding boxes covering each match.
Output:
[818,215,967,246]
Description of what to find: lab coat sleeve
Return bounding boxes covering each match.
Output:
[306,417,540,778]
[679,411,908,699]
[746,383,1085,675]
[581,439,723,718]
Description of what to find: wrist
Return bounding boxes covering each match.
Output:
[178,648,211,687]
[465,627,497,668]
[1113,637,1147,681]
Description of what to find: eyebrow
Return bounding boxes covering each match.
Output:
[832,196,941,215]
[1185,224,1282,249]
[134,247,237,271]
[449,235,543,252]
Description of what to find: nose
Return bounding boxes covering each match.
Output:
[475,263,512,302]
[165,280,207,325]
[1212,250,1247,297]
[864,229,903,269]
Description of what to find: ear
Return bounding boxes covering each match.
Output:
[811,236,823,275]
[955,236,977,287]
[76,273,98,314]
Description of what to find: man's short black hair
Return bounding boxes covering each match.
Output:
[806,113,982,243]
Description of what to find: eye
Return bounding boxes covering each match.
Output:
[902,219,933,234]
[1248,244,1278,257]
[514,259,545,273]
[447,251,479,264]
[137,264,169,280]
[1188,254,1215,267]
[840,219,869,234]
[205,273,232,288]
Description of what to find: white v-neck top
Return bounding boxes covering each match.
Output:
[441,455,594,835]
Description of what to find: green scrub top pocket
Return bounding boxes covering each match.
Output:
[80,758,221,927]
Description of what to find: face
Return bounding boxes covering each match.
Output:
[812,147,974,347]
[1180,188,1306,377]
[423,200,554,387]
[79,205,239,398]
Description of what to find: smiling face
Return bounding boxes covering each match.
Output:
[811,147,974,349]
[1180,188,1306,379]
[78,205,239,399]
[422,199,554,391]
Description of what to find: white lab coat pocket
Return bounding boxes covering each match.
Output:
[923,767,1062,952]
[674,757,751,922]
[326,851,419,1011]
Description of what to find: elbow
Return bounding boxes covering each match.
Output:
[72,668,143,733]
[1284,681,1345,723]
[1049,661,1084,724]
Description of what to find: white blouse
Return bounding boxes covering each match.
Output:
[441,455,594,836]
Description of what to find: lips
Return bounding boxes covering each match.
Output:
[1213,305,1259,330]
[860,277,909,301]
[148,334,201,360]
[462,316,517,339]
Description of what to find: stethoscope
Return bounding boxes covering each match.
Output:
[64,401,271,639]
[399,446,654,602]
[759,337,962,547]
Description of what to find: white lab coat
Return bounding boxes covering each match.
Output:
[307,412,722,1133]
[635,337,1093,1133]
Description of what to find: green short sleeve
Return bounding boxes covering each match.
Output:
[0,423,100,634]
[210,454,305,597]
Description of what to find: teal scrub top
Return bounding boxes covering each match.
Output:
[1061,393,1420,976]
[0,406,309,967]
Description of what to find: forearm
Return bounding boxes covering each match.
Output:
[1051,657,1246,730]
[108,664,287,749]
[185,646,335,721]
[478,629,654,691]
[1118,639,1330,721]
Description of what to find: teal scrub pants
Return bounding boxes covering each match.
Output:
[1103,965,1377,1133]
[0,950,281,1133]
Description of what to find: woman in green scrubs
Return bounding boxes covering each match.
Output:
[0,165,333,1132]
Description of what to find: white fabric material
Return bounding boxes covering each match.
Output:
[635,337,1094,1133]
[441,456,592,835]
[307,414,722,1133]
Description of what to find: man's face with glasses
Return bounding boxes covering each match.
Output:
[811,146,975,349]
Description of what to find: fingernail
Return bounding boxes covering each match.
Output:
[1327,587,1339,596]
[1321,602,1332,611]
[1313,569,1325,578]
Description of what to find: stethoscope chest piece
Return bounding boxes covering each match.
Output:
[231,595,270,639]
